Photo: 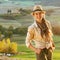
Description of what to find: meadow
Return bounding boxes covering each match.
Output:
[10,35,60,60]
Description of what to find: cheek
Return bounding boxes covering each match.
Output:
[34,15,38,18]
[39,14,44,18]
[42,14,45,17]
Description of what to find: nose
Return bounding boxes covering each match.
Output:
[37,13,41,18]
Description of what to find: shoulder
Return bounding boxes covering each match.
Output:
[28,23,35,32]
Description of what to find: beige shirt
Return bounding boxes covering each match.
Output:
[25,20,53,49]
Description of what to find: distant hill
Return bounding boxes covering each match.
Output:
[40,0,60,7]
[9,0,60,7]
[0,0,60,7]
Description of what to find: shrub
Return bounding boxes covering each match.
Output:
[52,25,60,35]
[0,38,17,54]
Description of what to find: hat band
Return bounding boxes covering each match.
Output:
[33,9,42,12]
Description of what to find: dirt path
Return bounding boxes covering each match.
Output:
[0,56,20,60]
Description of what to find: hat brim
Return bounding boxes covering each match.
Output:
[32,10,46,14]
[31,10,46,16]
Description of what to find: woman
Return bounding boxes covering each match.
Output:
[25,5,55,60]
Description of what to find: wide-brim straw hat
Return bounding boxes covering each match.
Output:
[32,5,45,13]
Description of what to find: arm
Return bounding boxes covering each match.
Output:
[28,43,41,54]
[25,26,41,54]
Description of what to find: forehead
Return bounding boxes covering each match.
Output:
[34,11,42,13]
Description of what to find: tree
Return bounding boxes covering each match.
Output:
[0,25,6,34]
[8,25,14,32]
[4,31,13,38]
[7,9,12,14]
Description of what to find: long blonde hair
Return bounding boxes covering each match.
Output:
[36,18,50,42]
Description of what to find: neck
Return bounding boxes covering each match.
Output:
[36,19,42,23]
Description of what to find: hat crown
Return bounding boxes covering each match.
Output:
[33,5,43,11]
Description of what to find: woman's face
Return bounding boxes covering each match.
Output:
[33,11,45,22]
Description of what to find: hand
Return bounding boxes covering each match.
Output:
[52,46,55,51]
[50,44,55,51]
[34,48,41,54]
[52,43,55,51]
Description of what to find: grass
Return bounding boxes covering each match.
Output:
[53,50,60,60]
[10,45,60,60]
[11,44,36,60]
[10,35,60,60]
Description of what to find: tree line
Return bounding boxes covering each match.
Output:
[0,25,27,38]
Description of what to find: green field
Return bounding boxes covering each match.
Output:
[10,35,60,60]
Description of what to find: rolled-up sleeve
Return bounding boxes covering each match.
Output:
[25,26,34,47]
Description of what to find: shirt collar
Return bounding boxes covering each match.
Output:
[34,21,38,27]
[34,20,48,27]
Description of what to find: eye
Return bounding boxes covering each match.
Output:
[36,13,38,15]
